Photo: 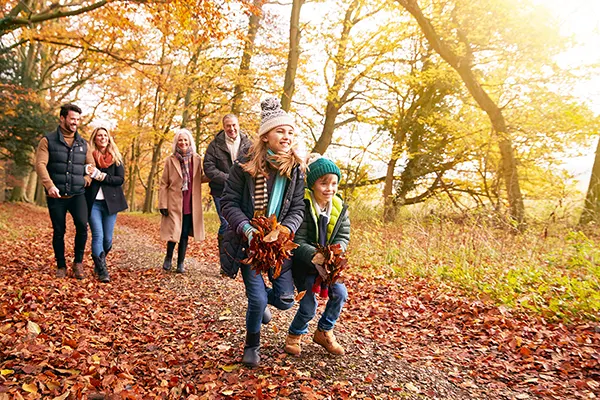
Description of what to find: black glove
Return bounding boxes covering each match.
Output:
[159,209,168,216]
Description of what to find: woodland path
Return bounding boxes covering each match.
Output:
[2,203,597,399]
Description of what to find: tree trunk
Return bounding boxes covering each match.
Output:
[231,0,264,115]
[25,169,37,202]
[126,137,139,212]
[8,163,31,202]
[142,139,164,213]
[382,152,399,223]
[396,0,525,225]
[580,136,600,224]
[281,0,304,112]
[34,176,46,207]
[0,159,6,203]
[311,0,358,154]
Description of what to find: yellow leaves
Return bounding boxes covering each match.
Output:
[219,364,239,372]
[52,392,70,400]
[0,369,14,375]
[27,321,41,335]
[22,383,37,394]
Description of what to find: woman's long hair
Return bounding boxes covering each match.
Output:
[90,127,123,166]
[171,128,197,155]
[242,129,306,179]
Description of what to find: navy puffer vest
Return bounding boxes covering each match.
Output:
[45,128,88,196]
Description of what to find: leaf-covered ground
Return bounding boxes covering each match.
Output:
[0,203,598,399]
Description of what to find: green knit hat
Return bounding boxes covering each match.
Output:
[306,154,341,189]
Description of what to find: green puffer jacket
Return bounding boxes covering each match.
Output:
[292,189,350,290]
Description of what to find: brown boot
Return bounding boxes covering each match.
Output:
[56,268,67,279]
[313,329,344,355]
[284,333,303,356]
[72,262,84,280]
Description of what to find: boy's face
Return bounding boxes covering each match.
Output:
[312,173,338,206]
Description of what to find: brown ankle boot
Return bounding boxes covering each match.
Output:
[72,262,84,280]
[284,333,303,356]
[313,329,344,355]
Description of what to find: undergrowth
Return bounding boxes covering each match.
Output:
[347,206,600,322]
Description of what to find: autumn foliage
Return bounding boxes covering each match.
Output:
[241,215,298,279]
[1,203,599,399]
[310,244,348,298]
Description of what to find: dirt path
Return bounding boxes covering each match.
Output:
[112,221,501,400]
[6,203,581,399]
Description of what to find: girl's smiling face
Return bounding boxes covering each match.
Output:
[262,125,294,154]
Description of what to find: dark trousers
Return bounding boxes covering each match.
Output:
[167,214,193,263]
[47,194,88,268]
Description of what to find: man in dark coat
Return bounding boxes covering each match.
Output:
[35,103,94,279]
[203,114,251,251]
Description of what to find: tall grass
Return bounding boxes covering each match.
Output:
[347,202,600,322]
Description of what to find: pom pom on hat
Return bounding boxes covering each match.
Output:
[306,153,341,189]
[258,97,296,136]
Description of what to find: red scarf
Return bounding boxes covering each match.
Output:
[94,150,114,169]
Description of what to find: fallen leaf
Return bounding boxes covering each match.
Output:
[27,321,41,335]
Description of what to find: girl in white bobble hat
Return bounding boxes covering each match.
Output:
[220,97,307,367]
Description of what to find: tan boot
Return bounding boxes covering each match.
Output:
[284,333,303,356]
[313,329,344,355]
[72,262,84,280]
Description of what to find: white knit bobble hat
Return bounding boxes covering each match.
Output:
[258,97,296,136]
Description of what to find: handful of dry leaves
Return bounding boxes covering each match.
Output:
[241,214,299,279]
[310,243,348,298]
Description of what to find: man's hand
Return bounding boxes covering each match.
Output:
[84,175,92,187]
[47,186,60,198]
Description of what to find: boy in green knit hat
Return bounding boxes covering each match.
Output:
[285,154,350,356]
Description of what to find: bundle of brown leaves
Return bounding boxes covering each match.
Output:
[241,214,299,279]
[311,243,348,285]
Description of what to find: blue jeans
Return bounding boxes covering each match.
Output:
[89,200,118,257]
[213,196,229,236]
[241,263,295,334]
[289,274,348,335]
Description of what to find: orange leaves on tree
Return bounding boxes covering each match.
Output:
[241,215,298,279]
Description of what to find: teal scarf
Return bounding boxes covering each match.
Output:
[266,149,287,219]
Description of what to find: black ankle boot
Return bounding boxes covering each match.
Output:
[163,242,175,271]
[242,331,261,367]
[92,253,110,283]
[97,252,110,283]
[176,238,188,273]
[162,256,173,271]
[92,254,103,277]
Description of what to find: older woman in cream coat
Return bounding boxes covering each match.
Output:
[159,128,206,273]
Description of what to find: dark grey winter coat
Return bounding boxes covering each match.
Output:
[219,158,305,278]
[203,130,251,197]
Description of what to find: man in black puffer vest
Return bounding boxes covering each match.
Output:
[203,114,251,257]
[35,104,95,279]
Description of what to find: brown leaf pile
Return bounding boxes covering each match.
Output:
[311,243,348,285]
[241,215,298,279]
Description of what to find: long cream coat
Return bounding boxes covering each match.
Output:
[159,153,205,242]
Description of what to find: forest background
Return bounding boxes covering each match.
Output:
[2,0,600,325]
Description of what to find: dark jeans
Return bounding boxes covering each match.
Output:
[241,261,295,334]
[47,194,88,268]
[167,214,193,262]
[212,196,229,236]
